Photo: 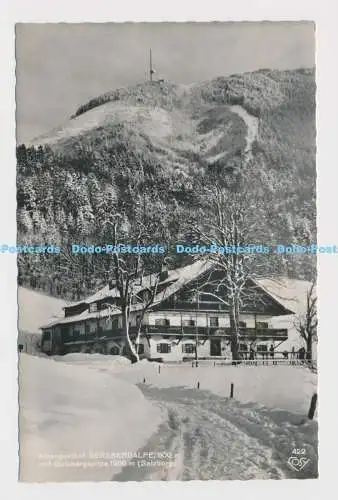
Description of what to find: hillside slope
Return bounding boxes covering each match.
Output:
[17,68,316,298]
[18,286,70,334]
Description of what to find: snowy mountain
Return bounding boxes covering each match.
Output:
[17,68,316,298]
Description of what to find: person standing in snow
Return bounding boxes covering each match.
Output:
[242,343,248,360]
[249,345,256,365]
[298,346,306,363]
[269,344,275,365]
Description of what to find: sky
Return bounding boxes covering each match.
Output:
[15,22,315,144]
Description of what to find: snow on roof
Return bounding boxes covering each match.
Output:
[255,278,316,354]
[151,259,213,306]
[18,286,71,333]
[69,285,118,307]
[40,265,309,330]
[256,277,314,317]
[41,260,213,328]
[69,259,213,309]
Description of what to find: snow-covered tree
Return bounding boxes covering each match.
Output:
[294,281,317,361]
[189,161,277,361]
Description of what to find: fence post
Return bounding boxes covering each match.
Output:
[230,383,234,399]
[158,365,161,374]
[308,393,317,420]
[197,381,200,389]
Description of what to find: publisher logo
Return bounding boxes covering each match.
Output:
[287,449,310,472]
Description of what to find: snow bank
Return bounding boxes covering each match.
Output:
[19,354,163,482]
[56,354,135,375]
[59,353,131,366]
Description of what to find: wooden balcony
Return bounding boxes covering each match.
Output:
[60,325,287,344]
[140,325,287,339]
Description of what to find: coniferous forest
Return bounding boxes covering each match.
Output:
[17,68,316,300]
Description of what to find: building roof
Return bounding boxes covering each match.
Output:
[67,260,212,309]
[256,277,314,317]
[41,261,300,329]
[41,260,212,328]
[257,278,316,353]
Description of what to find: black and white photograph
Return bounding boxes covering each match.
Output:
[14,21,318,482]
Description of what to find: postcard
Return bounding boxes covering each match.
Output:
[15,21,318,482]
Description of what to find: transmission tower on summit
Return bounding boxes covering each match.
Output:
[149,48,156,82]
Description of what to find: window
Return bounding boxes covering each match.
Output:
[136,315,143,327]
[73,323,85,337]
[156,343,171,354]
[61,326,70,341]
[257,344,268,352]
[182,319,195,327]
[109,345,120,355]
[239,343,248,351]
[42,331,51,341]
[89,303,98,313]
[209,317,219,327]
[87,320,97,334]
[239,321,247,328]
[155,318,170,327]
[135,343,144,355]
[182,343,195,354]
[98,318,109,331]
[256,322,269,329]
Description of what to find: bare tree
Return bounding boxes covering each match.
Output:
[294,281,317,361]
[61,152,181,362]
[104,213,172,362]
[188,162,278,361]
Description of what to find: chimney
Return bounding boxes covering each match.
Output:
[159,264,169,282]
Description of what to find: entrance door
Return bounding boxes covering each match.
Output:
[210,338,221,356]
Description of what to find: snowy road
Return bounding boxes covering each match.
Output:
[113,385,318,481]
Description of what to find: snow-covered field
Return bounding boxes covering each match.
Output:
[59,354,317,416]
[19,354,164,482]
[19,353,318,482]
